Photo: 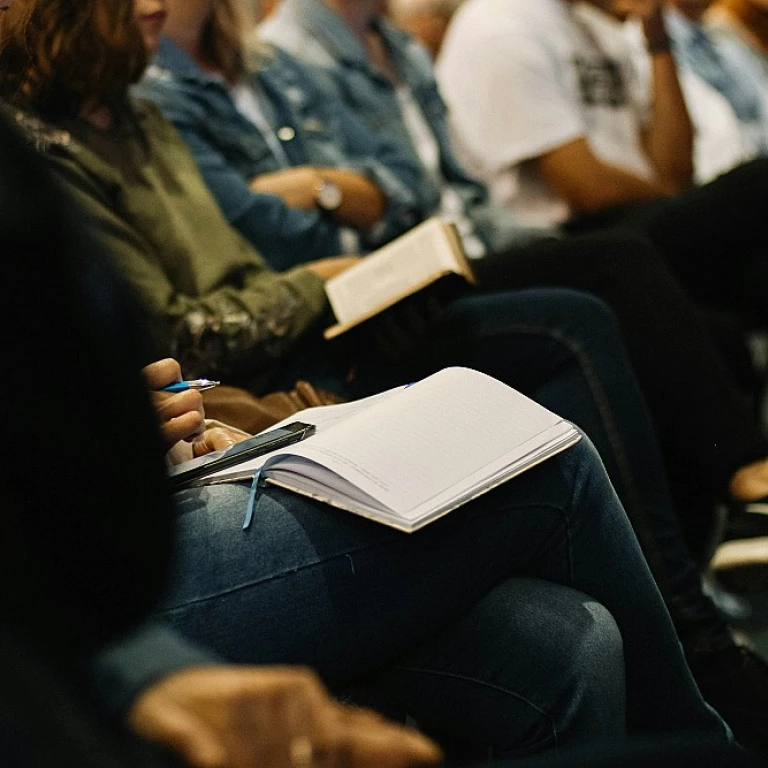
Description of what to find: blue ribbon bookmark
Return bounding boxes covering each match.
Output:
[243,465,265,530]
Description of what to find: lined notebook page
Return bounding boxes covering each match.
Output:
[266,367,567,514]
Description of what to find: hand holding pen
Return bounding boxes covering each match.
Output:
[141,360,242,457]
[142,359,208,448]
[161,378,220,393]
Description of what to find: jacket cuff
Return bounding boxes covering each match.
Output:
[89,622,221,718]
[281,266,328,318]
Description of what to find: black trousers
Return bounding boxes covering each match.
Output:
[473,227,768,555]
[563,157,768,331]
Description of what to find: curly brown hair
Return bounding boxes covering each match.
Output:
[0,0,147,118]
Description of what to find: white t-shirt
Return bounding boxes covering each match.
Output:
[437,0,654,226]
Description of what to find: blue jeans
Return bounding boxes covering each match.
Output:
[160,437,729,757]
[275,288,729,656]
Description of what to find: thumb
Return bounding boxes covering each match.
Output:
[192,429,237,457]
[130,702,228,768]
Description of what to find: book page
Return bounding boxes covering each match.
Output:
[264,367,572,520]
[325,218,464,324]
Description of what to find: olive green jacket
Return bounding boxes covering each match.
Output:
[6,101,328,391]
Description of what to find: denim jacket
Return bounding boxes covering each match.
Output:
[260,0,551,252]
[135,37,423,270]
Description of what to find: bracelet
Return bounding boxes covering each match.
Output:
[647,36,671,54]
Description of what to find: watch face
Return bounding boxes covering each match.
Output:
[317,179,343,211]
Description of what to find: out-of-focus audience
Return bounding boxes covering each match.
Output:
[620,0,767,183]
[710,0,768,78]
[386,0,465,58]
[257,0,768,573]
[437,0,768,384]
[8,0,768,762]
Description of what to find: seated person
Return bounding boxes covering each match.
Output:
[138,0,426,269]
[435,0,768,330]
[0,105,746,764]
[255,0,768,554]
[0,106,440,767]
[2,0,768,749]
[621,0,764,183]
[138,355,728,759]
[663,0,768,163]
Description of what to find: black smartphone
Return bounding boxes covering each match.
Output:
[168,421,316,491]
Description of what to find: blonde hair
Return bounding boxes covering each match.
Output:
[200,0,246,83]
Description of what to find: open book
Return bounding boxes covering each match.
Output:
[194,368,580,532]
[324,217,476,340]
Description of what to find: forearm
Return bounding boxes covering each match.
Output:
[572,164,666,210]
[317,167,385,228]
[641,19,694,189]
[537,138,670,212]
[166,268,328,382]
[88,622,221,718]
[250,166,385,229]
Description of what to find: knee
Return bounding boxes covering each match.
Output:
[546,288,620,338]
[545,596,626,751]
[487,580,626,753]
[570,599,625,697]
[542,290,628,364]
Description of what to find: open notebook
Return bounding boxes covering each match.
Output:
[189,368,580,532]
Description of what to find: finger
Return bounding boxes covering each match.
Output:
[155,390,206,441]
[142,358,183,390]
[224,670,327,768]
[129,702,229,768]
[192,428,238,457]
[156,389,204,420]
[330,708,442,768]
[163,410,206,446]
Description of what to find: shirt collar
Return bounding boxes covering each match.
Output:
[665,7,702,48]
[278,0,409,72]
[149,35,220,86]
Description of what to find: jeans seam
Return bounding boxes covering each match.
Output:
[389,665,560,753]
[160,540,396,611]
[486,323,665,581]
[162,499,575,612]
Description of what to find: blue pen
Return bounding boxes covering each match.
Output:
[162,379,220,393]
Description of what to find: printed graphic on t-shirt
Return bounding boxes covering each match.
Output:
[572,57,628,107]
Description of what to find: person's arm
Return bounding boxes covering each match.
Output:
[437,4,683,213]
[261,52,425,245]
[45,152,340,381]
[536,4,693,208]
[535,136,670,211]
[134,88,346,270]
[250,165,386,228]
[623,0,694,189]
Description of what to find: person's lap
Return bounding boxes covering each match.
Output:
[272,287,729,651]
[159,436,727,742]
[161,440,592,679]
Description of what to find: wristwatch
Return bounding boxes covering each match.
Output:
[314,176,343,212]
